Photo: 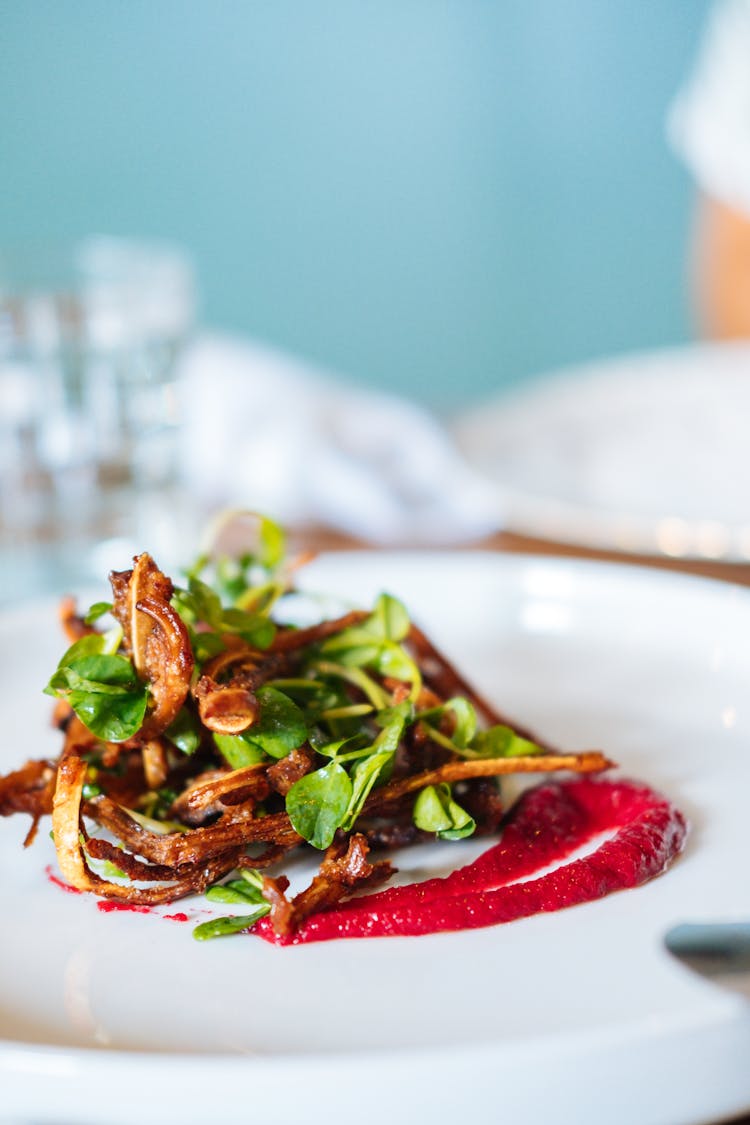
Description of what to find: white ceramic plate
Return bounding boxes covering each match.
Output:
[1,552,749,1125]
[453,342,750,560]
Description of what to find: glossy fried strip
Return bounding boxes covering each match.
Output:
[269,610,369,653]
[0,759,56,820]
[85,835,207,883]
[363,752,613,813]
[135,594,195,738]
[175,764,270,815]
[58,595,96,643]
[192,652,284,735]
[53,753,247,903]
[259,834,394,937]
[88,751,609,872]
[89,796,301,866]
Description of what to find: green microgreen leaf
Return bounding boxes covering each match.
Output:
[420,698,477,747]
[214,686,307,765]
[218,607,276,648]
[87,853,127,879]
[308,732,370,759]
[413,783,476,840]
[47,626,124,688]
[319,593,418,695]
[136,788,180,822]
[235,580,286,615]
[173,577,277,650]
[66,689,148,742]
[176,575,222,627]
[257,514,286,570]
[206,871,267,906]
[213,733,267,769]
[468,724,544,759]
[245,686,307,759]
[313,661,391,710]
[318,702,374,722]
[205,887,250,906]
[416,697,478,755]
[63,654,139,691]
[238,868,265,892]
[374,700,414,739]
[190,630,226,664]
[372,641,421,686]
[206,884,259,906]
[340,747,392,832]
[46,647,148,742]
[192,907,270,941]
[338,701,411,831]
[371,593,410,642]
[165,707,202,755]
[286,760,352,849]
[83,601,113,625]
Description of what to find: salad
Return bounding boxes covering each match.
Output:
[0,517,685,944]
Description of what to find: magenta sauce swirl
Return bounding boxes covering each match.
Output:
[254,777,688,945]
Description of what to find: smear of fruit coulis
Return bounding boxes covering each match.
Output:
[254,777,688,945]
[45,864,82,894]
[45,870,191,923]
[96,900,152,915]
[94,902,190,921]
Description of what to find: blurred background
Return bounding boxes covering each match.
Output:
[1,0,708,409]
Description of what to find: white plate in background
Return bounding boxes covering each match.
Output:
[454,343,750,560]
[1,552,749,1125]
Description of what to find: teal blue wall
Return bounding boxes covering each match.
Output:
[1,2,708,407]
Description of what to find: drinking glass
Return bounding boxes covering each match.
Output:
[0,237,197,601]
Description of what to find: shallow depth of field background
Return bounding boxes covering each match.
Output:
[1,1,709,407]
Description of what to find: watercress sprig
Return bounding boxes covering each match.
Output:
[44,628,149,742]
[285,700,412,848]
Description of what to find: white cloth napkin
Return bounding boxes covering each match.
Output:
[178,334,500,544]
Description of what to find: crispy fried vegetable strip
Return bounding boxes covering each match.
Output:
[85,836,195,883]
[142,739,169,789]
[172,764,270,820]
[53,753,247,903]
[110,554,170,658]
[135,596,194,738]
[89,796,301,866]
[52,753,95,891]
[87,751,609,874]
[269,610,369,653]
[110,555,194,739]
[0,759,56,822]
[260,875,293,935]
[192,649,285,734]
[58,596,96,643]
[261,834,394,937]
[194,685,258,734]
[267,745,315,796]
[364,751,613,813]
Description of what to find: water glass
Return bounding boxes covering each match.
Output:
[0,237,196,601]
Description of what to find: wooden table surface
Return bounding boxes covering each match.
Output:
[292,523,750,588]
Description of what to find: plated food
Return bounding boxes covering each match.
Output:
[0,518,687,943]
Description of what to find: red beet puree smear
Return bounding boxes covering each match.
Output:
[255,777,687,946]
